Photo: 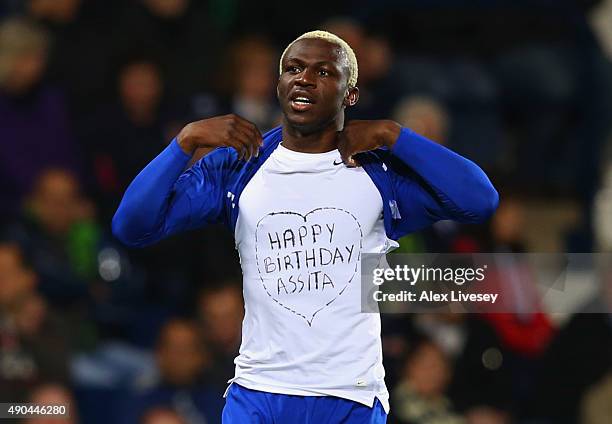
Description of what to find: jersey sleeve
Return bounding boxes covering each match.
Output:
[111,139,230,247]
[389,127,499,236]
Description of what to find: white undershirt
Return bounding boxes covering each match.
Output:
[227,143,397,413]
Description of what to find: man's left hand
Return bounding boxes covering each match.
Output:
[337,120,401,166]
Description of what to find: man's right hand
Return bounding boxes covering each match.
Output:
[177,114,263,160]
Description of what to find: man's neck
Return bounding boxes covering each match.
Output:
[280,118,343,153]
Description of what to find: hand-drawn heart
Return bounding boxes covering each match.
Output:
[255,207,363,326]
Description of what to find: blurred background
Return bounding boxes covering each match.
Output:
[1,0,612,423]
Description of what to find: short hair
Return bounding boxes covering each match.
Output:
[279,30,358,89]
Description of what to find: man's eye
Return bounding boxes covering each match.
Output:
[319,69,329,76]
[287,66,300,73]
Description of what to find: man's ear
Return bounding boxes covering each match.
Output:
[344,86,359,107]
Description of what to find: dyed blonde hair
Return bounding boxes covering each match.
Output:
[279,30,358,89]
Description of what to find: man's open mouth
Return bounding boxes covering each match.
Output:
[290,95,315,112]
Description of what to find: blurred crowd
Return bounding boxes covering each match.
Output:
[1,0,612,423]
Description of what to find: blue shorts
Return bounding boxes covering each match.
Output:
[222,383,387,424]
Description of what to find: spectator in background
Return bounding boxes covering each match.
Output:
[141,406,186,424]
[384,313,511,420]
[533,264,612,423]
[581,372,612,424]
[118,319,224,424]
[113,0,225,103]
[420,314,511,424]
[80,53,202,316]
[390,337,464,424]
[183,35,280,163]
[26,0,118,116]
[82,54,198,314]
[486,196,527,254]
[0,243,70,403]
[494,44,577,190]
[4,166,154,352]
[83,55,183,220]
[27,0,80,24]
[479,195,554,360]
[25,382,78,424]
[0,17,81,221]
[197,284,243,390]
[393,96,449,146]
[3,168,100,308]
[533,312,612,423]
[476,216,555,420]
[218,36,280,133]
[322,18,398,120]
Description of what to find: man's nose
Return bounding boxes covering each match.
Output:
[295,68,316,87]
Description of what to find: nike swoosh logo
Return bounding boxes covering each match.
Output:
[333,160,343,166]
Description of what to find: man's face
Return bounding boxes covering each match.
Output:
[30,169,81,235]
[198,286,243,353]
[156,322,206,386]
[0,245,36,310]
[277,38,356,134]
[404,342,450,397]
[25,384,77,424]
[119,62,162,115]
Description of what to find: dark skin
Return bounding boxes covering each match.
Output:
[177,38,401,165]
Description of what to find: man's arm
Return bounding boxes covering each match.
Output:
[338,120,498,234]
[111,115,262,247]
[111,139,223,247]
[388,126,499,233]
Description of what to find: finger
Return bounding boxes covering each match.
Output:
[235,118,263,157]
[254,127,263,157]
[227,114,263,159]
[227,115,257,158]
[252,124,264,156]
[226,137,248,160]
[233,124,257,160]
[230,129,252,161]
[225,138,244,160]
[238,131,257,161]
[227,126,253,161]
